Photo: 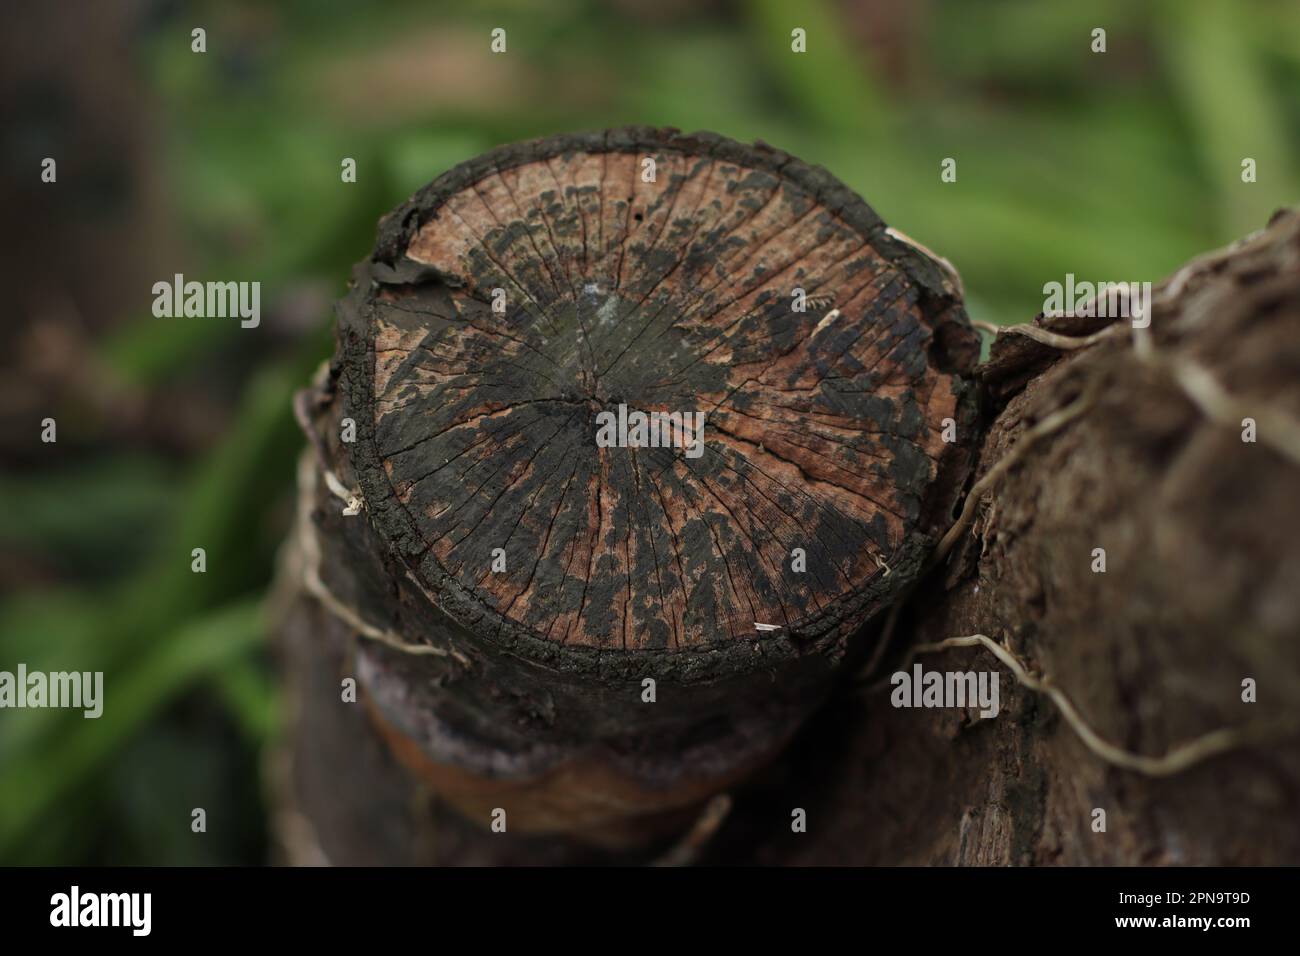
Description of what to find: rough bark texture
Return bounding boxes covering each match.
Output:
[287,128,978,842]
[276,132,1300,864]
[831,208,1300,866]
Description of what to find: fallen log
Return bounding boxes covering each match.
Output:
[744,209,1300,866]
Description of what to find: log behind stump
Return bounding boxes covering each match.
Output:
[784,209,1300,866]
[296,128,978,840]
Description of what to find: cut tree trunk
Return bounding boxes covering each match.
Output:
[273,129,1300,865]
[277,127,978,854]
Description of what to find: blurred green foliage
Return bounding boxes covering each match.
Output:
[1,0,1297,864]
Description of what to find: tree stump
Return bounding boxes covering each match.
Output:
[286,127,979,847]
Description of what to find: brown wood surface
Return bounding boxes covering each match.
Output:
[340,127,977,665]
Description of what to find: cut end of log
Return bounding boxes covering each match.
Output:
[339,127,977,669]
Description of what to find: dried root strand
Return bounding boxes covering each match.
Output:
[294,453,466,662]
[933,387,1097,565]
[978,307,1300,471]
[975,319,1126,351]
[905,634,1294,778]
[650,793,733,867]
[1167,357,1300,469]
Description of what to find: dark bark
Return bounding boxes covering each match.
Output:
[828,208,1300,865]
